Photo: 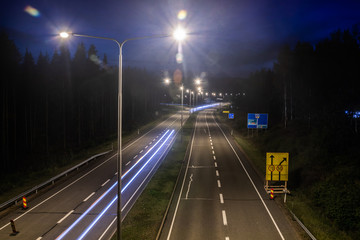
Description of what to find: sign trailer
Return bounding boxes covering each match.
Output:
[265,152,290,202]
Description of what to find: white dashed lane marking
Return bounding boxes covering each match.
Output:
[219,193,224,204]
[222,210,228,226]
[57,210,74,224]
[101,179,110,187]
[83,192,95,202]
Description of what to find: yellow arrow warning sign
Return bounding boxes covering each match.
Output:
[266,152,289,181]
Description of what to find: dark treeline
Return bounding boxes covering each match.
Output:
[231,26,360,235]
[1,32,165,177]
[233,26,360,130]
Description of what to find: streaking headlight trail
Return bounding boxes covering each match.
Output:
[56,129,175,240]
[190,103,219,113]
[122,129,170,178]
[77,129,174,239]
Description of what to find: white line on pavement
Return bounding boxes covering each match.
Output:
[101,179,110,187]
[98,217,116,240]
[212,113,285,240]
[57,210,74,224]
[216,170,219,176]
[219,193,224,204]
[185,174,194,199]
[83,192,95,202]
[166,115,198,240]
[217,180,221,188]
[222,210,228,226]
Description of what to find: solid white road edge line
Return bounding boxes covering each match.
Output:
[98,216,116,240]
[212,114,285,240]
[166,115,198,240]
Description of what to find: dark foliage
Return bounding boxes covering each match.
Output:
[230,26,360,235]
[0,32,167,179]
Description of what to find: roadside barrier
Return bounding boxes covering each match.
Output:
[22,197,28,210]
[0,150,111,211]
[270,188,274,200]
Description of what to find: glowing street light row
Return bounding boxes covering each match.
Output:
[59,27,187,42]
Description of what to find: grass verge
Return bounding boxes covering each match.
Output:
[215,110,356,240]
[0,111,176,206]
[111,113,197,240]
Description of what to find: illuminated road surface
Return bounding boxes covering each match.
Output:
[160,110,302,240]
[0,112,184,240]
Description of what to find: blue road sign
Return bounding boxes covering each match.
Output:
[247,113,268,129]
[228,113,234,119]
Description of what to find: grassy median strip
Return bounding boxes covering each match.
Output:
[112,113,197,240]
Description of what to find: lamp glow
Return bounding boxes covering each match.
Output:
[59,32,70,38]
[173,27,187,41]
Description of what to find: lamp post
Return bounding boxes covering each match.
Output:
[60,28,186,240]
[180,84,184,140]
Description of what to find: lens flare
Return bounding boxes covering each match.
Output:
[177,10,187,20]
[176,53,183,64]
[24,5,40,17]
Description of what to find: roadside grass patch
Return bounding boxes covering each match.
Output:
[112,113,196,240]
[0,112,175,207]
[215,110,358,240]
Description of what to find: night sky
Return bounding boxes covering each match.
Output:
[2,0,360,77]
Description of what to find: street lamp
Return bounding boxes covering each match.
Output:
[180,84,184,140]
[59,27,186,240]
[195,78,201,85]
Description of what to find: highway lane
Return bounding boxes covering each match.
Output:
[161,109,302,240]
[0,111,187,240]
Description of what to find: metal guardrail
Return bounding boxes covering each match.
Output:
[290,210,317,240]
[0,150,111,211]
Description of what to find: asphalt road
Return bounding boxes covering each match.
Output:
[160,109,303,240]
[0,111,187,240]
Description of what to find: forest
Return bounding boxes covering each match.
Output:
[229,26,360,237]
[0,31,171,179]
